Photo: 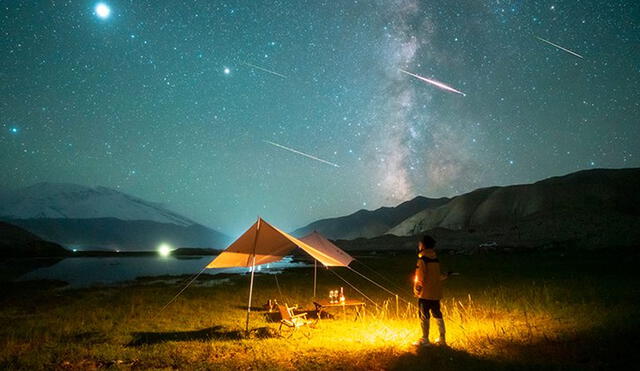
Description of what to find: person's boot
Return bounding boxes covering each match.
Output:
[413,317,431,346]
[434,318,446,346]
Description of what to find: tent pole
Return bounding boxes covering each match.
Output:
[245,218,261,335]
[313,259,317,298]
[245,254,257,334]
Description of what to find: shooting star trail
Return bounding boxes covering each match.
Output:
[243,62,287,78]
[399,69,466,96]
[263,140,340,168]
[535,36,584,59]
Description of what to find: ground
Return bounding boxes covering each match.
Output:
[1,249,639,370]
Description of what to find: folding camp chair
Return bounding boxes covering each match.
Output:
[277,304,312,337]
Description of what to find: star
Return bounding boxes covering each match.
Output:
[0,0,637,234]
[95,3,111,19]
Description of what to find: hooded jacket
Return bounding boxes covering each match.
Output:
[413,248,446,300]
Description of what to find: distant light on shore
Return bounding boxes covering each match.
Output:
[158,243,172,257]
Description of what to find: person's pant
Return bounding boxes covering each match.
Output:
[418,298,443,319]
[418,299,442,339]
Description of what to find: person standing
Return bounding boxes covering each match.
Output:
[413,234,448,346]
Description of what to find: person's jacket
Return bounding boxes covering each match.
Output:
[413,249,446,300]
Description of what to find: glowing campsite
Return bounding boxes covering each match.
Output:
[2,0,639,369]
[2,211,639,369]
[204,218,356,333]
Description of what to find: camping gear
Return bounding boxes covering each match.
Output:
[277,304,312,336]
[313,298,366,321]
[264,299,279,312]
[206,218,353,332]
[327,288,345,304]
[206,219,353,269]
[159,218,417,332]
[300,231,353,297]
[329,290,337,304]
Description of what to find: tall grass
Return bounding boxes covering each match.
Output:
[1,250,638,370]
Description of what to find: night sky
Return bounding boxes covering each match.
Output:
[1,1,639,235]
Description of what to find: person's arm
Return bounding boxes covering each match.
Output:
[440,270,458,280]
[413,259,424,297]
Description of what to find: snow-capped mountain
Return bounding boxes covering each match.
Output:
[0,183,229,250]
[0,183,195,226]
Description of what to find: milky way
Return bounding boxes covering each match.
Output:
[1,1,638,234]
[368,0,484,203]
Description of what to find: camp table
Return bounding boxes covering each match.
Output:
[313,299,366,321]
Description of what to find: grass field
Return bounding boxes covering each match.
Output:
[1,249,639,370]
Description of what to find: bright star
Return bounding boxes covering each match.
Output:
[9,127,18,134]
[95,3,111,19]
[223,67,231,75]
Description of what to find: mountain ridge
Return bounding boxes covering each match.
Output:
[0,182,196,226]
[0,183,229,251]
[0,221,69,258]
[390,167,640,236]
[296,167,640,249]
[293,196,450,239]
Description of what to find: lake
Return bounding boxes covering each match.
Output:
[17,255,308,288]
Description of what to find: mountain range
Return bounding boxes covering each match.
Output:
[293,196,449,239]
[296,168,640,250]
[0,221,68,258]
[2,168,638,253]
[0,183,229,251]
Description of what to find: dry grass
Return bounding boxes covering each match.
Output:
[1,250,639,370]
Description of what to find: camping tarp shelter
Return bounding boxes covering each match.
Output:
[206,219,353,268]
[299,230,351,298]
[299,231,350,265]
[206,218,353,332]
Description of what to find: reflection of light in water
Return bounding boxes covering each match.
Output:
[246,257,299,274]
[19,255,309,288]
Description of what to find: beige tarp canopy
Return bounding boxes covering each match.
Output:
[300,230,353,266]
[206,218,353,269]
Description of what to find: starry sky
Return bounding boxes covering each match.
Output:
[1,0,639,235]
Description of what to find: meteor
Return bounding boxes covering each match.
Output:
[399,69,466,96]
[263,140,340,168]
[243,62,287,78]
[535,36,584,59]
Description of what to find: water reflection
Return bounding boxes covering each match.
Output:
[18,256,307,287]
